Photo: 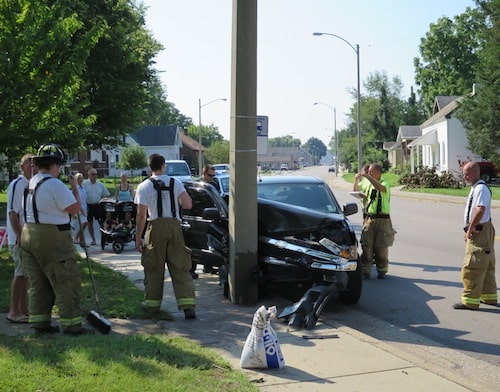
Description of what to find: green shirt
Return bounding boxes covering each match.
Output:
[365,178,390,215]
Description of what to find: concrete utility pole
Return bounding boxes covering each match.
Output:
[228,0,258,304]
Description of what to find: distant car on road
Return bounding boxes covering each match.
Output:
[165,160,192,183]
[213,164,230,175]
[477,161,499,183]
[328,166,335,172]
[280,163,288,171]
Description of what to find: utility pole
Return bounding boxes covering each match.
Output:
[228,0,258,304]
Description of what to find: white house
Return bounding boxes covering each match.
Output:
[408,96,481,176]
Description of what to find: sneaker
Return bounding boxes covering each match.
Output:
[183,308,196,320]
[34,325,60,335]
[63,327,95,336]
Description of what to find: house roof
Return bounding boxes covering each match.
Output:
[383,141,399,151]
[432,95,461,114]
[397,125,421,141]
[421,96,463,128]
[130,125,179,146]
[181,132,203,152]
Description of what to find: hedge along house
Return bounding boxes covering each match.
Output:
[407,96,482,177]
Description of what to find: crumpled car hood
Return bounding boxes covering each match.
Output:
[257,198,356,246]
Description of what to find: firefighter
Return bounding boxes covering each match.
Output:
[134,153,196,319]
[20,143,92,335]
[454,161,497,310]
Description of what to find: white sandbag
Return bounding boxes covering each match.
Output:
[240,305,285,369]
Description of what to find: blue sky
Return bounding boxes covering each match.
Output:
[142,0,475,146]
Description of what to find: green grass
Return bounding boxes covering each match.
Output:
[341,173,500,200]
[0,250,257,391]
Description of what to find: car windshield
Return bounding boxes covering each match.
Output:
[257,182,340,214]
[166,162,190,176]
[217,176,230,193]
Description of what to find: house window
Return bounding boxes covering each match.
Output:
[66,151,78,162]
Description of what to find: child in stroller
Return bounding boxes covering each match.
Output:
[99,198,136,254]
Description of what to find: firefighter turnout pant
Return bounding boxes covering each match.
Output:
[20,223,82,332]
[141,218,196,312]
[461,221,497,309]
[360,216,396,275]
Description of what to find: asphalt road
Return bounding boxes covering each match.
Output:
[290,166,500,384]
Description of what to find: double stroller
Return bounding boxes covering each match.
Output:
[98,197,136,254]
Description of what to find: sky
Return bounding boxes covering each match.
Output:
[141,0,475,147]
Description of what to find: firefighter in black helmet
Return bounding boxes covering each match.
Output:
[20,143,93,335]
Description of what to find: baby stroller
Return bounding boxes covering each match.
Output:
[99,198,136,254]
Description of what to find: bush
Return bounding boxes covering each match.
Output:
[398,166,464,189]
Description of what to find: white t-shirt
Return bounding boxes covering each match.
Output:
[464,181,491,225]
[25,174,76,225]
[6,175,28,245]
[134,175,186,221]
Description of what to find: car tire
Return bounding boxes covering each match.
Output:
[481,172,491,183]
[339,260,362,304]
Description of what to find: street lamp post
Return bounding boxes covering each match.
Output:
[313,31,362,171]
[314,102,338,176]
[198,98,227,175]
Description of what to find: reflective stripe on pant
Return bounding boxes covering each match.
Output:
[141,218,196,310]
[20,223,82,330]
[360,217,394,274]
[461,221,497,308]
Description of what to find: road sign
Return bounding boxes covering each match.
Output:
[257,115,268,155]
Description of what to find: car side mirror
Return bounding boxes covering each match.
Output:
[343,202,358,216]
[202,207,221,221]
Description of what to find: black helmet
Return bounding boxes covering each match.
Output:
[35,143,66,165]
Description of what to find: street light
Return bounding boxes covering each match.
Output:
[314,102,338,176]
[313,31,362,171]
[198,97,227,175]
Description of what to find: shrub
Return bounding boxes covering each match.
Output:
[398,166,464,189]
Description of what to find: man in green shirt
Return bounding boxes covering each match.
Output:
[358,163,396,279]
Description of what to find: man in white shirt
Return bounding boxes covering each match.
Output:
[83,168,110,245]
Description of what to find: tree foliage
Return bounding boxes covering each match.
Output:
[414,7,485,114]
[206,140,230,164]
[302,138,326,164]
[116,145,147,173]
[456,0,500,165]
[0,0,162,166]
[268,135,301,148]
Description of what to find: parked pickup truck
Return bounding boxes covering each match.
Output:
[477,161,499,183]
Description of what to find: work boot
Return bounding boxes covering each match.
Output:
[33,325,60,335]
[183,308,196,320]
[141,302,160,314]
[377,272,387,279]
[63,327,96,336]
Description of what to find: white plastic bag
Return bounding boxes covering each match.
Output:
[240,305,285,369]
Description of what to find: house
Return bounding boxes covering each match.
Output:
[405,96,481,176]
[67,125,202,177]
[384,125,421,170]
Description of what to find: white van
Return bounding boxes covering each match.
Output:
[165,160,193,183]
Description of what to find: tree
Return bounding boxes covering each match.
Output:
[268,135,301,148]
[117,145,147,177]
[0,0,163,167]
[414,7,485,114]
[456,0,500,165]
[206,140,230,164]
[187,124,224,149]
[302,138,326,164]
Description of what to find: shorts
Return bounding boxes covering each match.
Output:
[87,203,100,221]
[9,244,25,277]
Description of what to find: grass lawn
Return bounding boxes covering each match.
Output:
[0,250,257,391]
[342,172,500,200]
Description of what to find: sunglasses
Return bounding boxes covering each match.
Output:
[207,174,215,177]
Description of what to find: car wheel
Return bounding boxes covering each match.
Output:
[339,260,362,304]
[112,239,124,254]
[481,172,491,183]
